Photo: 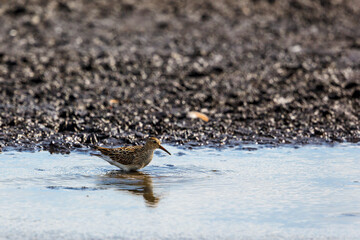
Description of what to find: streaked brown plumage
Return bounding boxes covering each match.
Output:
[93,137,171,171]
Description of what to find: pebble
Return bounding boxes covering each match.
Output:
[0,0,359,153]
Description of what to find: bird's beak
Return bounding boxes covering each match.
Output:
[159,145,171,155]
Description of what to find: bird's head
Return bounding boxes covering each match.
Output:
[145,137,171,155]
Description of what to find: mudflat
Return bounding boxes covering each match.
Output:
[0,0,359,152]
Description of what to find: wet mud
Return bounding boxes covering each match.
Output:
[0,0,359,152]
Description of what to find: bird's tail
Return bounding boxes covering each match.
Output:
[90,146,107,158]
[90,145,103,157]
[91,145,101,150]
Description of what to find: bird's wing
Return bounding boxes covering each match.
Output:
[94,145,142,165]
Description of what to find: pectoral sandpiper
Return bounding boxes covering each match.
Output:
[93,137,171,171]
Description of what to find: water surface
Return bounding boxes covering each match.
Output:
[1,144,360,239]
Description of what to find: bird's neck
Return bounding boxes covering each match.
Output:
[143,145,155,153]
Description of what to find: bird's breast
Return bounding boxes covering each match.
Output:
[138,150,154,168]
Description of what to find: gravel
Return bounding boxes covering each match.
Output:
[0,0,359,152]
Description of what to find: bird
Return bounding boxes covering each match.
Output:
[92,137,171,171]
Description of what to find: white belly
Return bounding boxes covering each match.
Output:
[96,153,154,171]
[97,155,134,171]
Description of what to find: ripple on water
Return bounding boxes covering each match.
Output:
[0,144,360,239]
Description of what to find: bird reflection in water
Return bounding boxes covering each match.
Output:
[98,171,160,207]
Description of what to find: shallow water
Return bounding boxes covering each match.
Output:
[1,144,360,239]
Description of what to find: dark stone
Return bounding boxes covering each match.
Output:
[345,82,358,89]
[6,6,27,15]
[352,90,360,99]
[0,0,358,152]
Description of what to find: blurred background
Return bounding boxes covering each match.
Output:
[0,0,359,151]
